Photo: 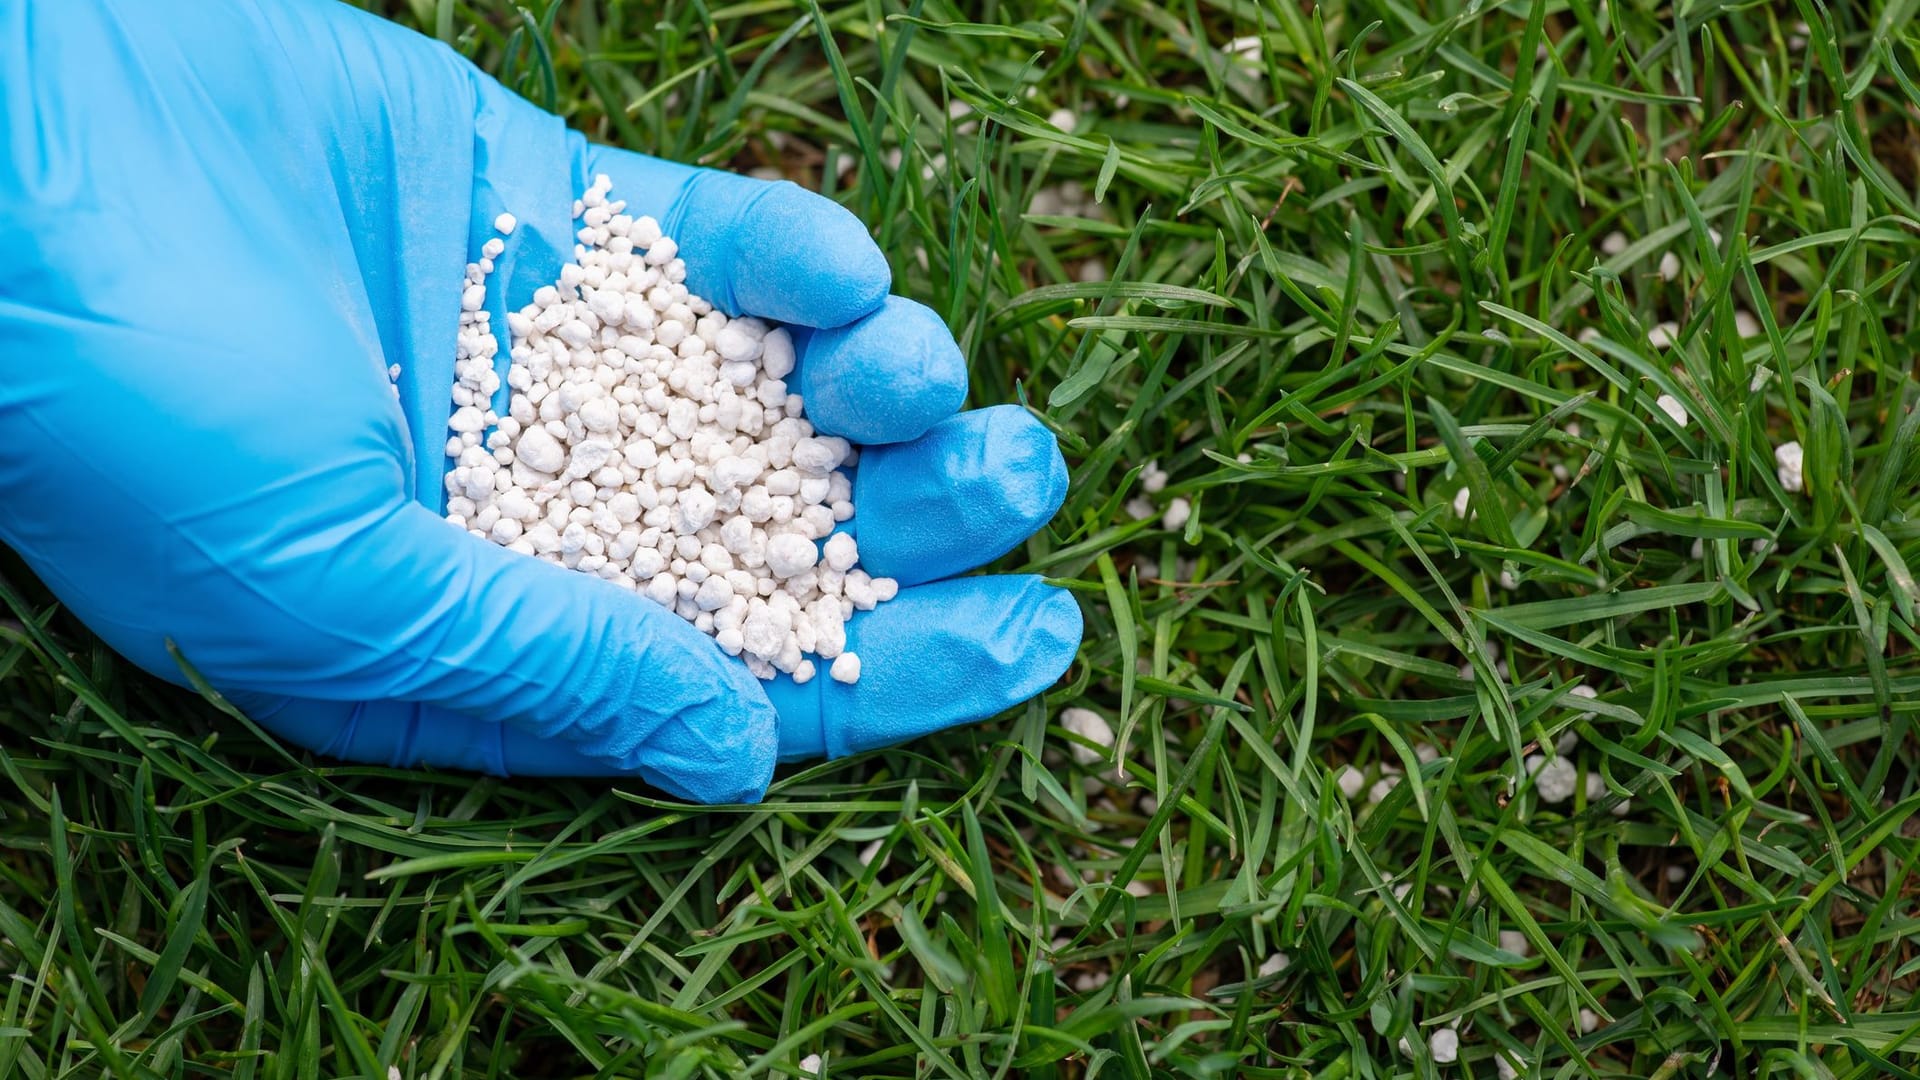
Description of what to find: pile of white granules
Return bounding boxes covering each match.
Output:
[437,174,896,685]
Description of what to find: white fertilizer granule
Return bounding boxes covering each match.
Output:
[1568,683,1598,716]
[1524,754,1577,803]
[1224,35,1264,64]
[1774,439,1804,492]
[1140,459,1168,493]
[1161,496,1191,531]
[443,175,898,682]
[1332,764,1365,799]
[1059,706,1114,766]
[1367,774,1401,805]
[1654,393,1690,427]
[1586,771,1608,803]
[1072,969,1110,992]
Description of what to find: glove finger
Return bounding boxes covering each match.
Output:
[767,575,1082,761]
[230,694,631,778]
[790,296,968,446]
[577,144,890,330]
[846,405,1068,587]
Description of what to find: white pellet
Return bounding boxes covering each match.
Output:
[1527,754,1577,803]
[1073,969,1110,992]
[1429,1028,1459,1064]
[1654,393,1690,427]
[1161,497,1191,531]
[844,571,878,610]
[516,425,566,473]
[1332,764,1366,799]
[822,532,859,573]
[765,533,818,578]
[494,212,516,235]
[830,652,861,683]
[1367,775,1400,805]
[1059,707,1113,765]
[1775,440,1804,492]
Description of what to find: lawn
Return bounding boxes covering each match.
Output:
[4,0,1920,1076]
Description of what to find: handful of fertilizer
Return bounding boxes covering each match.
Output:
[434,175,893,684]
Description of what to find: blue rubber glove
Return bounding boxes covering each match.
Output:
[0,0,1081,803]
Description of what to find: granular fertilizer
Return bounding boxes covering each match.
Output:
[436,175,896,683]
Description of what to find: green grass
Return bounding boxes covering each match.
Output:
[5,0,1920,1076]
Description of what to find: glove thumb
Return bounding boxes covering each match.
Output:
[215,501,778,803]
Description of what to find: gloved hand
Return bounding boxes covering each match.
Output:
[0,0,1081,803]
